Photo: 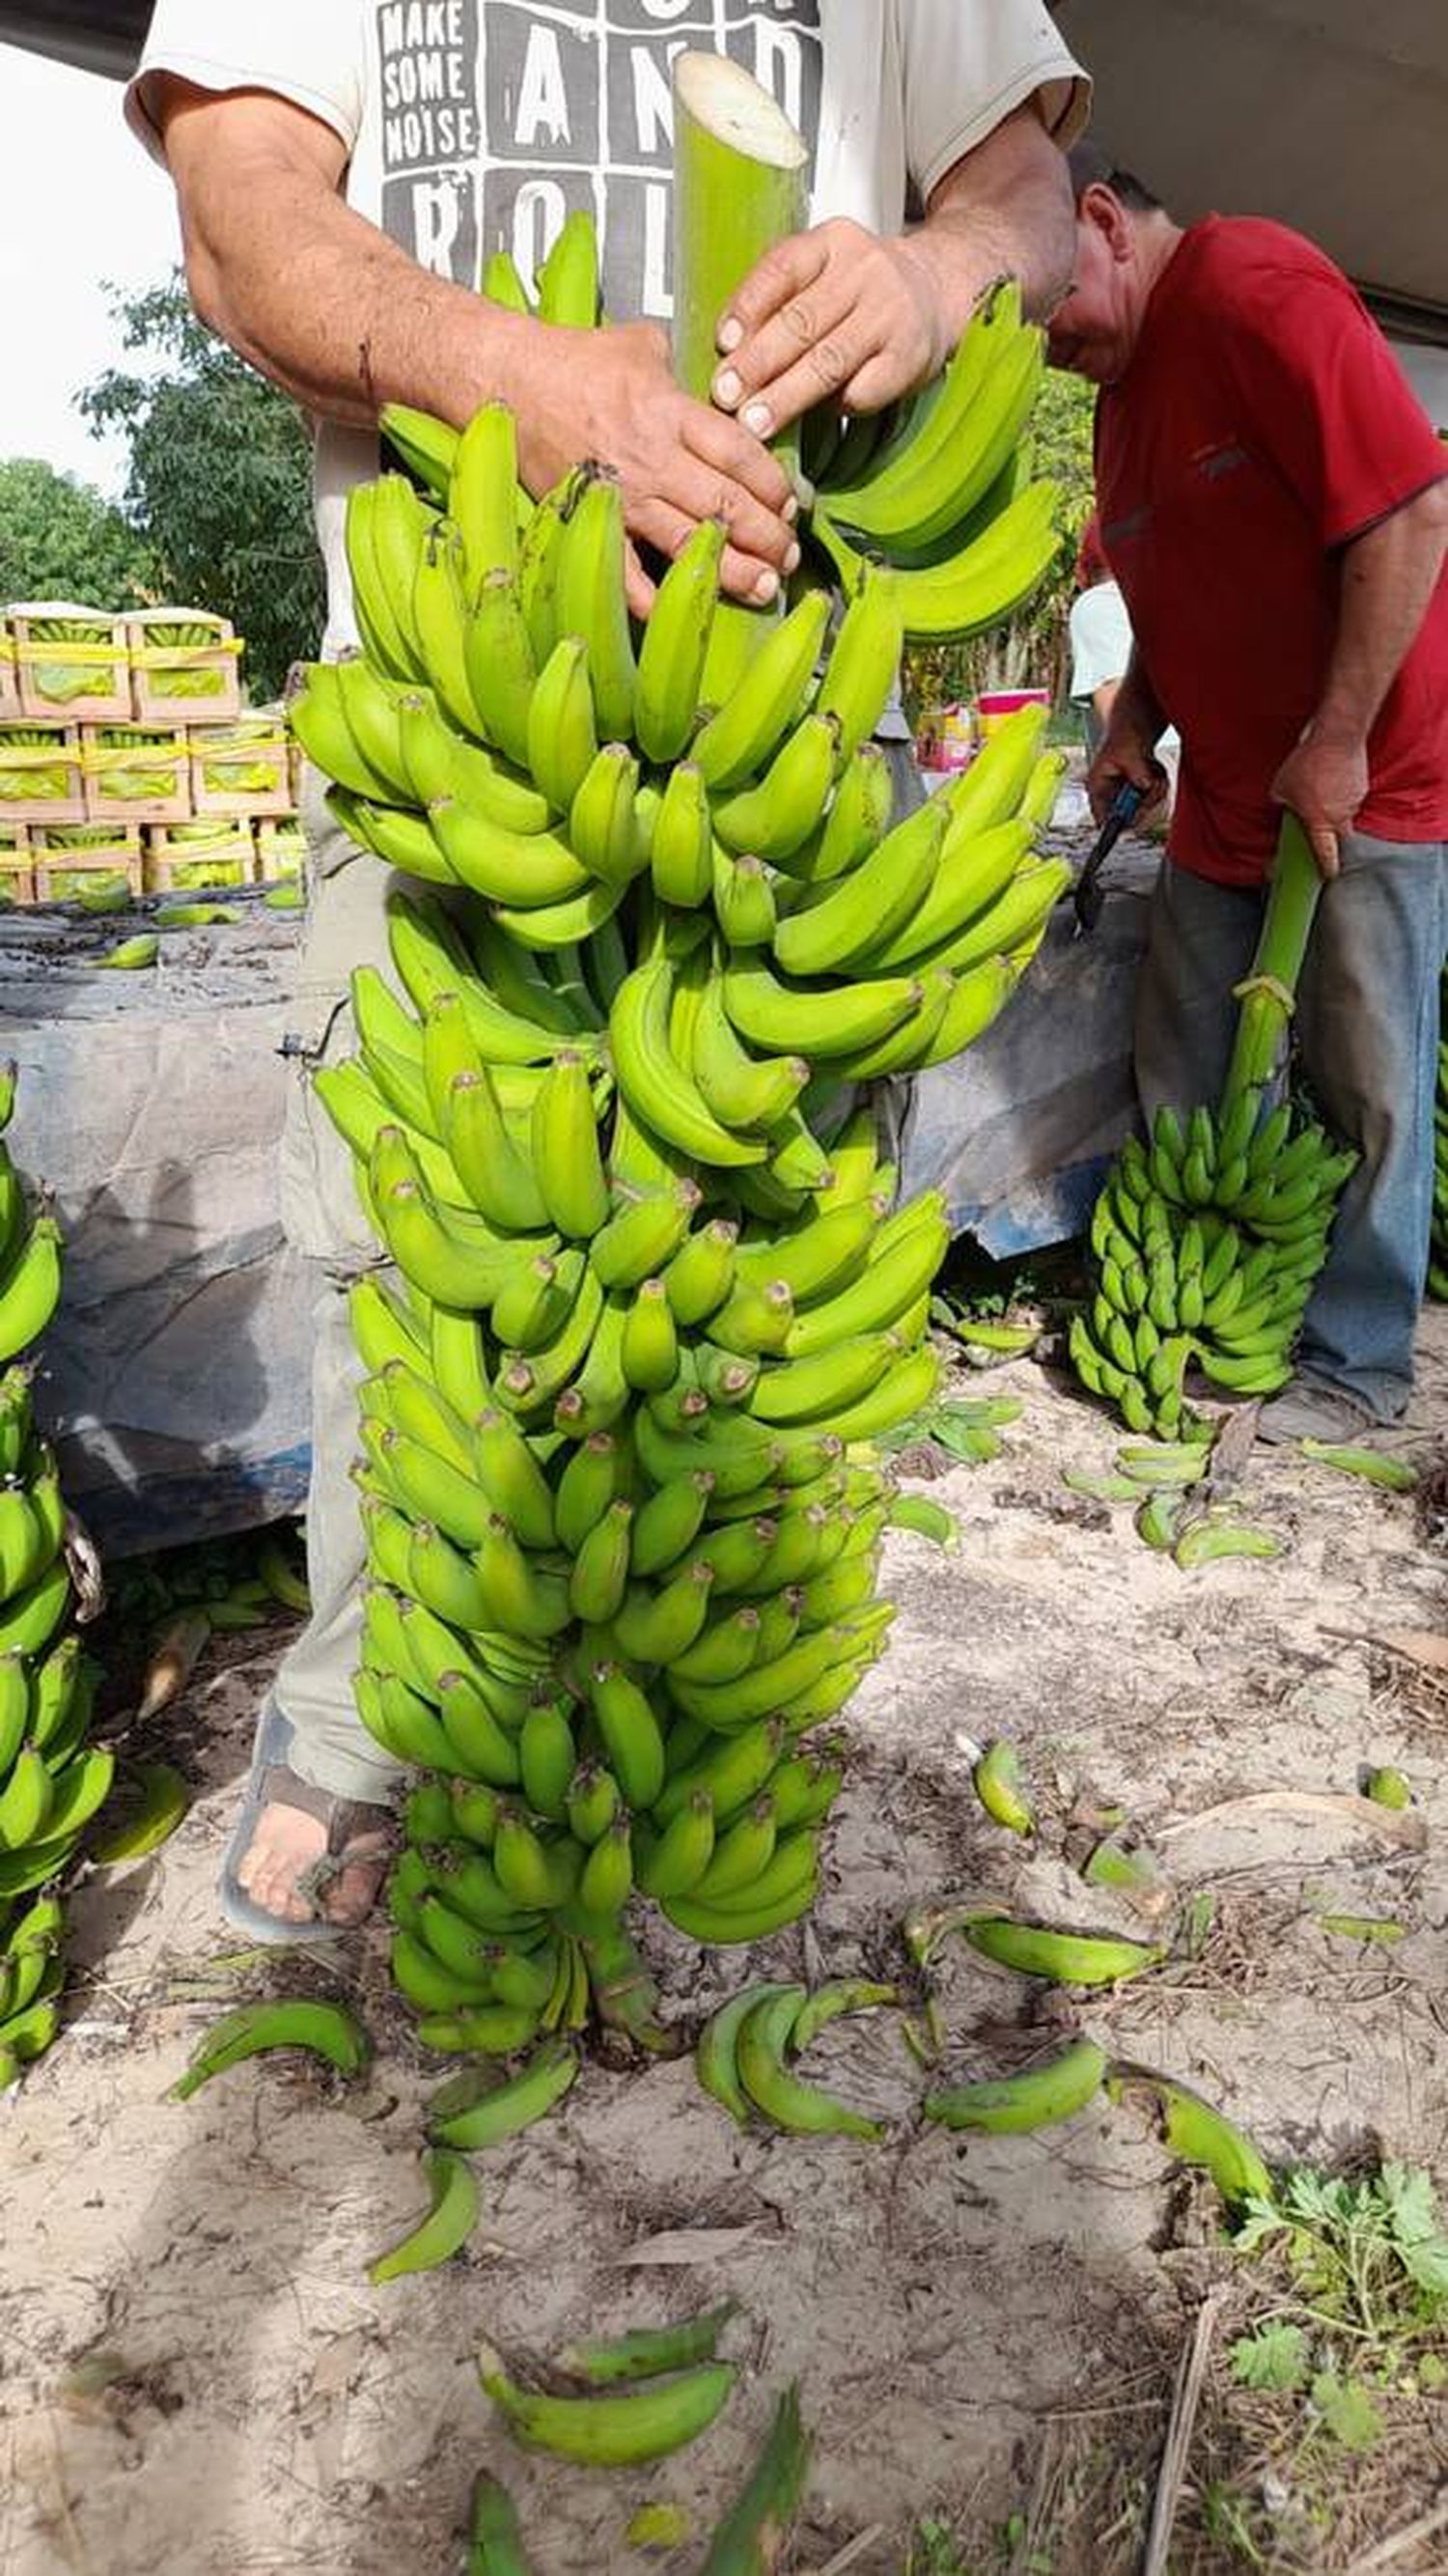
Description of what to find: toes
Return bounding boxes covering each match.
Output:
[321,1849,389,1928]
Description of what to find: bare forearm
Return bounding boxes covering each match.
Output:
[1315,481,1448,744]
[155,83,794,608]
[1117,647,1168,746]
[907,108,1075,338]
[178,154,531,430]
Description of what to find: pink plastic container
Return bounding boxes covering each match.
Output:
[975,686,1050,740]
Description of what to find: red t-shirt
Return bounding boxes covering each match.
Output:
[1096,215,1448,882]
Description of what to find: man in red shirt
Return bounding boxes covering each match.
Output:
[1048,142,1448,1441]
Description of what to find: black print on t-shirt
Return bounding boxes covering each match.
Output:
[376,0,822,322]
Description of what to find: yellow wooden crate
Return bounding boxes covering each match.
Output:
[254,816,305,882]
[82,723,193,827]
[127,610,242,723]
[189,713,292,818]
[30,823,145,905]
[13,607,131,723]
[0,722,86,826]
[143,820,257,892]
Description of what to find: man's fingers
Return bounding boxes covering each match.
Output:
[718,228,829,346]
[622,534,655,622]
[682,403,795,516]
[673,432,796,567]
[1309,823,1341,879]
[627,498,782,610]
[712,267,864,423]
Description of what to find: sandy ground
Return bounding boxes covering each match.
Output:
[3,1318,1447,2576]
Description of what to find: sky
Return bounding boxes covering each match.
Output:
[0,44,184,497]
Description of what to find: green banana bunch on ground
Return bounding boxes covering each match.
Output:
[1072,819,1355,1437]
[0,1065,109,2089]
[301,130,1061,2047]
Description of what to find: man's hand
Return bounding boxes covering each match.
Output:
[147,80,797,621]
[1087,719,1169,828]
[505,320,798,617]
[1269,725,1369,879]
[710,219,945,438]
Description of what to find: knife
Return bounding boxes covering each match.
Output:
[1072,780,1146,935]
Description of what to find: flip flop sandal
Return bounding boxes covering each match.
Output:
[220,1699,393,1946]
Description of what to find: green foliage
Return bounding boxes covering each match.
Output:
[903,370,1096,727]
[79,277,323,701]
[1307,2372,1381,2451]
[1236,2163,1448,2335]
[1229,2320,1308,2392]
[0,457,155,609]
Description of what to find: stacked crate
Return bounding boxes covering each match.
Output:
[0,603,305,901]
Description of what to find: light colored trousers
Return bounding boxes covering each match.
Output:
[1134,830,1448,1424]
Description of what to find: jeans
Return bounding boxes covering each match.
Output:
[1134,831,1448,1421]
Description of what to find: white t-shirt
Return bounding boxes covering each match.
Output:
[1069,578,1134,705]
[127,3,1088,654]
[1069,576,1181,778]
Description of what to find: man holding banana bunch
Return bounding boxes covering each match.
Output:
[127,3,1089,1938]
[1048,144,1448,1446]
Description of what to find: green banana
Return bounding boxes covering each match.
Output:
[372,2147,479,2276]
[735,1985,886,2139]
[557,2302,737,2387]
[925,2035,1107,2133]
[476,2339,736,2464]
[173,1999,371,2099]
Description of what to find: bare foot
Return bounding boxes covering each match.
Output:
[235,1795,389,1928]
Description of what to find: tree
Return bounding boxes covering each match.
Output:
[80,278,323,702]
[0,457,155,609]
[903,369,1098,727]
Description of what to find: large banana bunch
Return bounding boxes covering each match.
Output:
[294,180,1063,2048]
[0,1065,110,2088]
[1072,820,1355,1437]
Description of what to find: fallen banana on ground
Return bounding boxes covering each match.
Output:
[172,1997,372,2099]
[924,2034,1107,2134]
[1108,2060,1273,2208]
[367,2144,478,2282]
[696,1976,895,2137]
[476,2337,737,2465]
[698,2379,813,2574]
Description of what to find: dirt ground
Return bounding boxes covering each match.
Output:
[3,1314,1447,2576]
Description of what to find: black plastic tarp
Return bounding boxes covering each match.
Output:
[0,3,153,80]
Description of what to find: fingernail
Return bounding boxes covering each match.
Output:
[742,401,771,436]
[717,316,742,352]
[783,493,799,524]
[713,367,741,407]
[784,540,801,574]
[753,569,780,605]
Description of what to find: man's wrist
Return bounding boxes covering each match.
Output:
[1307,701,1371,752]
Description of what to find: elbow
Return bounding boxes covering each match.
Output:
[179,217,228,341]
[1422,475,1448,544]
[1016,152,1077,322]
